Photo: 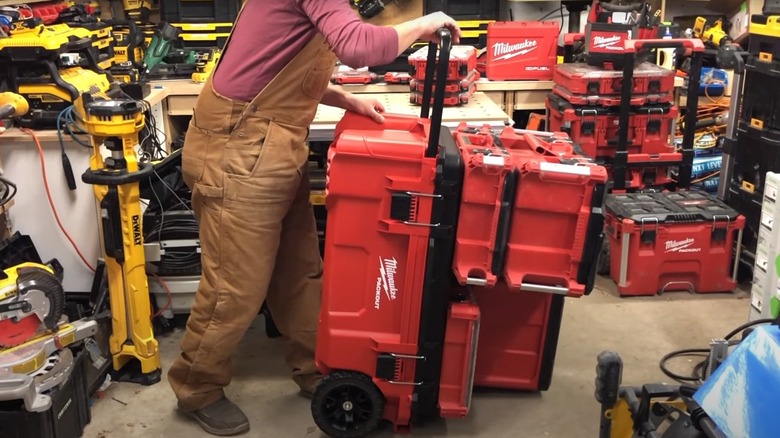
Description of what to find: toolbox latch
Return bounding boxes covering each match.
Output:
[711,215,730,242]
[390,191,443,227]
[646,107,665,134]
[375,353,425,385]
[581,109,598,136]
[640,217,659,244]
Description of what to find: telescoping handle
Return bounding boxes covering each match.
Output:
[419,27,453,158]
[613,38,705,190]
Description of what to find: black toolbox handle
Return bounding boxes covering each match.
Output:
[613,39,704,190]
[420,28,453,158]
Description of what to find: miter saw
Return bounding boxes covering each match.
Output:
[0,262,65,348]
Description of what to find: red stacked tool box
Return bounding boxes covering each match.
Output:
[472,282,564,391]
[605,191,745,296]
[485,21,560,81]
[313,30,480,438]
[409,45,479,106]
[451,128,516,288]
[554,62,676,97]
[452,125,609,298]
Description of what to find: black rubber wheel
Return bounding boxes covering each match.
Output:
[596,235,611,276]
[311,371,385,438]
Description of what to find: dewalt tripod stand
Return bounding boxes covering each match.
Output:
[76,93,161,384]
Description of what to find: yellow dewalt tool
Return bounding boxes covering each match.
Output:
[75,91,161,385]
[192,49,221,83]
[0,92,29,120]
[693,17,733,48]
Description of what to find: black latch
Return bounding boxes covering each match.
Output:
[390,193,413,222]
[640,229,656,244]
[647,119,661,134]
[582,120,595,136]
[640,218,659,244]
[648,80,661,94]
[375,354,396,381]
[588,81,600,95]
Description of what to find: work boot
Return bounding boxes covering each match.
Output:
[183,397,250,436]
[296,372,322,399]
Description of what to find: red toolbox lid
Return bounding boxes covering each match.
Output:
[605,192,741,223]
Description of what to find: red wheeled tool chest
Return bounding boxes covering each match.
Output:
[553,62,676,97]
[312,30,478,438]
[546,94,678,160]
[485,21,559,81]
[408,45,478,81]
[605,191,745,296]
[451,134,516,288]
[472,282,564,391]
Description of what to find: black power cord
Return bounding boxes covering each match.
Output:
[659,318,777,384]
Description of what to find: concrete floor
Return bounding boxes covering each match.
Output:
[82,277,750,438]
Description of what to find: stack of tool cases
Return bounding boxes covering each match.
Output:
[408,45,479,106]
[549,39,704,192]
[312,29,611,438]
[726,14,780,267]
[604,191,744,296]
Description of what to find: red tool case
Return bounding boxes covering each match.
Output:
[472,282,564,391]
[553,62,676,97]
[605,191,744,296]
[410,81,477,106]
[452,125,609,298]
[485,21,559,81]
[552,84,674,107]
[313,30,479,437]
[583,0,658,67]
[408,45,477,81]
[451,126,517,288]
[546,94,678,159]
[409,70,480,93]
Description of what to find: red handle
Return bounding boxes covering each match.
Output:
[625,38,705,55]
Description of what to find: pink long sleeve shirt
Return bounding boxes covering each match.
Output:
[212,0,400,102]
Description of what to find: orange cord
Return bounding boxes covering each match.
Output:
[150,272,172,319]
[22,128,96,273]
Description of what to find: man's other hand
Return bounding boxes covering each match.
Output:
[416,12,461,44]
[349,96,385,123]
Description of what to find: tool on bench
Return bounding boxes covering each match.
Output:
[191,48,221,83]
[142,22,197,79]
[0,262,65,348]
[76,90,161,385]
[0,91,29,121]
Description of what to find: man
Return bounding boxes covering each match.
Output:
[168,1,461,435]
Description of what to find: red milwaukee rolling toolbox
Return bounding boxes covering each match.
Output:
[485,21,559,81]
[546,94,678,160]
[409,45,477,81]
[472,282,564,391]
[504,149,609,298]
[451,129,517,288]
[605,191,745,296]
[553,62,676,97]
[312,29,477,437]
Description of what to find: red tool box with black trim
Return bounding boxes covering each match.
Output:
[472,282,564,391]
[583,0,659,67]
[553,62,676,97]
[410,70,480,93]
[605,191,744,296]
[408,45,477,81]
[485,21,559,81]
[312,30,479,438]
[451,126,517,288]
[552,84,674,107]
[546,94,678,159]
[452,125,609,298]
[410,81,477,106]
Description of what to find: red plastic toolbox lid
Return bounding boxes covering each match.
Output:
[605,191,742,222]
[408,45,477,63]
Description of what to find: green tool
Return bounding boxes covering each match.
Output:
[773,255,780,318]
[142,22,180,74]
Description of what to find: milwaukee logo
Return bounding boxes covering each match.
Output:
[664,238,701,254]
[375,257,399,310]
[132,214,142,246]
[492,40,538,61]
[592,35,624,51]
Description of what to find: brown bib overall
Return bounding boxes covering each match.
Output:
[167,9,337,410]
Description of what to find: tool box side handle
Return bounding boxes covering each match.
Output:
[420,28,452,158]
[624,38,705,55]
[597,1,645,13]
